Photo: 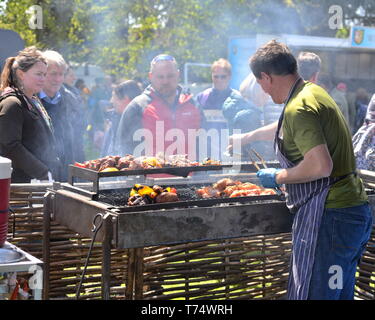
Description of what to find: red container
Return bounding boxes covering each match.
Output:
[0,157,12,247]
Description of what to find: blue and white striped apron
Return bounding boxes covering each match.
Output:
[274,78,338,300]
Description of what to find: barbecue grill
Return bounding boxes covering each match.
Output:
[48,161,290,247]
[42,161,292,299]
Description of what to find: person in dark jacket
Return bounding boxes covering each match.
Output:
[101,80,142,156]
[353,88,370,134]
[115,54,205,160]
[64,65,87,163]
[222,90,262,160]
[39,50,85,180]
[0,46,61,182]
[87,77,112,149]
[222,90,261,135]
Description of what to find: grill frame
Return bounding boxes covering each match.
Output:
[68,161,281,194]
[40,170,375,300]
[48,170,292,249]
[96,182,285,212]
[42,170,375,300]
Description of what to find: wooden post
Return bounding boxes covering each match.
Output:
[134,247,144,300]
[225,239,230,299]
[185,248,190,300]
[262,235,266,298]
[42,191,53,300]
[125,248,136,299]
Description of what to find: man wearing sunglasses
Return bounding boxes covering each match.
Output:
[115,54,204,158]
[196,58,261,160]
[196,59,233,112]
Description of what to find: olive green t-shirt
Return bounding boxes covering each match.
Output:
[281,81,368,208]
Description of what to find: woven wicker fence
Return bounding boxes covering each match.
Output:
[355,227,375,300]
[6,183,375,300]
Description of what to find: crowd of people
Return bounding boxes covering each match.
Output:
[0,41,373,301]
[0,45,373,181]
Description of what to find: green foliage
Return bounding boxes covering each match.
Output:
[0,0,38,45]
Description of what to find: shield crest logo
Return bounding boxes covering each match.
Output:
[354,29,364,45]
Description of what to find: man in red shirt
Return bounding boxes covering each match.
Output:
[115,54,204,159]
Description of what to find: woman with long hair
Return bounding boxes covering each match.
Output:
[0,46,61,182]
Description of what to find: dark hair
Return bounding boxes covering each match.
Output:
[75,78,85,89]
[297,52,321,81]
[113,80,142,101]
[0,46,46,91]
[250,40,297,79]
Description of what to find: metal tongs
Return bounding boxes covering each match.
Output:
[223,148,284,198]
[248,148,267,171]
[248,148,284,197]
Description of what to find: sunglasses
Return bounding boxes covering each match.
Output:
[213,74,228,79]
[151,54,176,63]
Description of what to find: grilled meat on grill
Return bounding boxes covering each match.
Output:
[127,184,179,206]
[213,178,241,192]
[202,157,221,166]
[117,155,135,169]
[196,186,221,198]
[98,156,120,172]
[167,154,199,167]
[127,194,153,206]
[197,179,276,198]
[152,185,164,195]
[74,153,212,172]
[155,192,179,203]
[86,159,102,171]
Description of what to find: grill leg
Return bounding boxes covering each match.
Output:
[101,214,113,300]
